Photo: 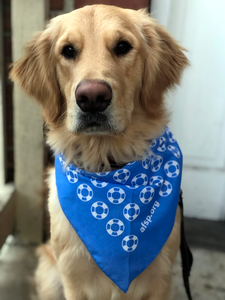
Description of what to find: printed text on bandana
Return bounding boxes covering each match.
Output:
[140,201,160,233]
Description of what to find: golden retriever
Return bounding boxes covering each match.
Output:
[10,5,189,300]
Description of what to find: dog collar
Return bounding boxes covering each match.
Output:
[55,127,182,292]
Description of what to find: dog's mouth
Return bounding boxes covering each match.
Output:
[76,112,112,134]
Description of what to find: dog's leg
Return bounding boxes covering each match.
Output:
[33,244,65,300]
[60,272,115,300]
[146,276,173,300]
[60,276,86,300]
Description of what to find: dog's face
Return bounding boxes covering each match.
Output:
[54,7,147,135]
[10,5,188,169]
[10,5,188,133]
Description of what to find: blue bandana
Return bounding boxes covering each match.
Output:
[55,127,182,293]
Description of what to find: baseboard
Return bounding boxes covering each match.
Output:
[184,217,225,252]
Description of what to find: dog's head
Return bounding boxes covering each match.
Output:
[10,5,188,170]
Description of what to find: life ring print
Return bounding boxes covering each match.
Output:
[113,169,130,184]
[167,145,180,158]
[131,173,148,186]
[66,166,78,183]
[151,155,163,172]
[157,136,166,152]
[122,235,138,252]
[91,178,108,188]
[150,139,157,148]
[142,157,151,170]
[164,161,180,178]
[106,219,124,237]
[159,180,172,197]
[77,184,93,201]
[149,175,163,187]
[96,171,110,176]
[123,203,140,221]
[59,155,65,166]
[139,187,155,204]
[91,201,109,219]
[166,127,176,143]
[107,187,126,204]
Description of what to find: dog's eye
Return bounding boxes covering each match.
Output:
[61,45,76,59]
[114,41,133,56]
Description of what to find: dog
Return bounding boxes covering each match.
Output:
[10,5,189,300]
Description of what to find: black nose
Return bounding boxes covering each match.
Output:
[75,80,112,113]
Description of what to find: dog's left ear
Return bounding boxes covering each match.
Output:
[140,12,189,118]
[9,27,61,123]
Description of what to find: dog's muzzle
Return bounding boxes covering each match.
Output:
[75,79,112,113]
[75,79,113,133]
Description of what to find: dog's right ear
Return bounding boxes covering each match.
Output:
[138,10,189,119]
[10,30,61,123]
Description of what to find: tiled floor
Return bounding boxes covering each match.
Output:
[173,248,225,300]
[0,240,37,300]
[0,239,225,300]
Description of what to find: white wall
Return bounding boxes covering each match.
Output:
[151,0,225,220]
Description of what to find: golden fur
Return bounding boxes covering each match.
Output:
[10,5,188,300]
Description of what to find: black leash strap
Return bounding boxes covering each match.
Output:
[179,190,193,300]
